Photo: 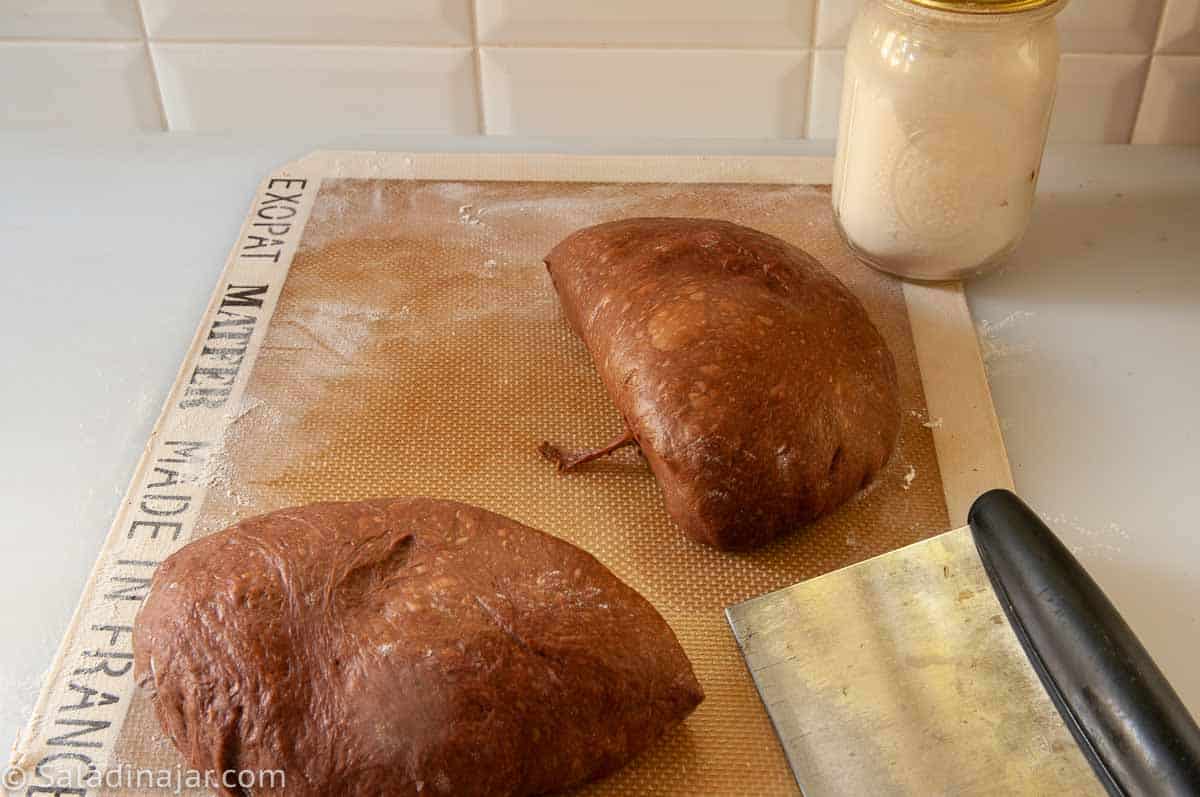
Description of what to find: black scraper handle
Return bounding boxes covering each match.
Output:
[969,489,1200,797]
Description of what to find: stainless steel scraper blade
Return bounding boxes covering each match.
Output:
[726,527,1102,796]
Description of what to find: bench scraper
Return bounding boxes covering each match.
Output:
[726,489,1200,795]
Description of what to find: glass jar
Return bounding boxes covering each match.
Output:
[832,0,1065,281]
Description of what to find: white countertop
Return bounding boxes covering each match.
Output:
[2,133,1197,756]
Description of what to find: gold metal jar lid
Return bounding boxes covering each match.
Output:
[904,0,1062,13]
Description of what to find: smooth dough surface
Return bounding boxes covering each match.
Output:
[133,498,703,797]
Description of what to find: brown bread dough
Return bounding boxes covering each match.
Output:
[132,498,703,797]
[542,218,901,550]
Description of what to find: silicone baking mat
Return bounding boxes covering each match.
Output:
[10,153,1010,796]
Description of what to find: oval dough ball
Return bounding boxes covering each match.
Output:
[133,498,703,796]
[543,218,901,550]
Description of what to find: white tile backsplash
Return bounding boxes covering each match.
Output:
[807,49,844,139]
[0,0,141,39]
[141,0,472,44]
[477,0,815,47]
[1056,0,1166,54]
[1049,54,1151,143]
[0,42,160,129]
[481,48,810,138]
[1157,0,1200,53]
[0,0,1195,144]
[1132,55,1200,143]
[154,44,478,132]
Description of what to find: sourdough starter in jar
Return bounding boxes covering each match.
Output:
[833,0,1064,281]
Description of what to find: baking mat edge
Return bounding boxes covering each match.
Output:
[904,280,1014,525]
[288,150,835,184]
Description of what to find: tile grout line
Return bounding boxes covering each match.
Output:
[469,0,488,135]
[1126,53,1156,144]
[132,0,170,131]
[123,37,476,49]
[799,50,816,140]
[0,36,143,44]
[1128,0,1173,142]
[0,37,1182,57]
[805,0,823,138]
[1149,0,1171,54]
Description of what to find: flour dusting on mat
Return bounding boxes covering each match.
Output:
[288,301,385,362]
[298,183,394,253]
[458,204,483,226]
[177,397,285,512]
